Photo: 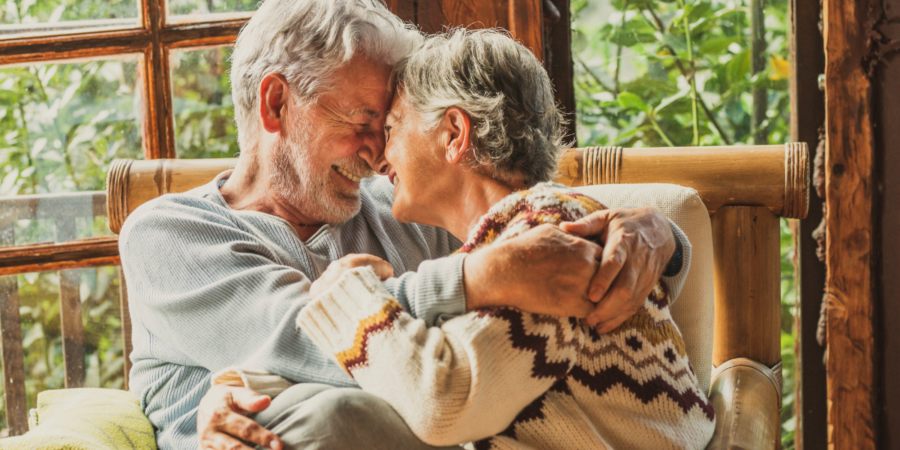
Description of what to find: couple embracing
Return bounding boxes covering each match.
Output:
[118,1,715,449]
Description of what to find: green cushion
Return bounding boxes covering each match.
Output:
[3,388,156,450]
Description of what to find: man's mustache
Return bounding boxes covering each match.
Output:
[332,156,375,180]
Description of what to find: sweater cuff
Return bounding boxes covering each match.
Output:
[382,252,467,326]
[209,368,293,398]
[660,220,691,302]
[297,267,402,363]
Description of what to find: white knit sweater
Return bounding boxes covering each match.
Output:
[289,184,715,449]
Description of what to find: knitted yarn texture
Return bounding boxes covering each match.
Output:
[295,183,716,449]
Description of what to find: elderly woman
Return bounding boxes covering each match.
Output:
[214,28,715,449]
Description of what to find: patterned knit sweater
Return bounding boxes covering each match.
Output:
[237,183,715,449]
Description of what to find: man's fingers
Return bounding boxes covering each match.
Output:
[586,267,637,326]
[589,234,627,302]
[220,412,281,450]
[595,313,631,334]
[559,210,613,239]
[201,432,256,450]
[343,255,394,280]
[229,388,272,414]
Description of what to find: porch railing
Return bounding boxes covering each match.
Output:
[0,191,126,437]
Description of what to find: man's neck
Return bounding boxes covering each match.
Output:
[218,155,325,241]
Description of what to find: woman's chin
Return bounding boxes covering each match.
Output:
[391,202,414,224]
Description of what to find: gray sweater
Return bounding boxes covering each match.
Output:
[119,176,466,449]
[118,174,690,449]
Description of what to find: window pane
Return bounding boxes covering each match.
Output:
[0,56,143,248]
[0,266,125,434]
[571,0,790,148]
[167,0,257,20]
[170,46,238,159]
[0,0,139,40]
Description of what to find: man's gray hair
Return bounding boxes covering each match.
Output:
[394,28,566,186]
[231,0,421,148]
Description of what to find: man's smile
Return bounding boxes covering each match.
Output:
[333,165,364,183]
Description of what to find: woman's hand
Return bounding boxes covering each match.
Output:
[309,254,394,298]
[197,384,282,450]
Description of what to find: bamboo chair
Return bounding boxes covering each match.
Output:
[105,143,809,450]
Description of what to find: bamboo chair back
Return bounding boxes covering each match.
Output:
[102,143,808,449]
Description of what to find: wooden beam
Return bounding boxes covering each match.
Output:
[543,0,577,145]
[789,0,828,446]
[711,206,782,367]
[823,0,877,447]
[118,266,133,391]
[56,218,85,389]
[0,237,120,276]
[143,0,175,159]
[0,224,27,436]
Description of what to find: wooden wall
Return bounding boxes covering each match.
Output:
[874,0,900,447]
[823,0,900,447]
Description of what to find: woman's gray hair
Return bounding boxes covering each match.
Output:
[231,0,422,148]
[394,28,566,186]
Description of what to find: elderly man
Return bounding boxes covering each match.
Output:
[117,1,689,449]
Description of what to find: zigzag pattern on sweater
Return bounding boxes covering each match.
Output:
[475,308,580,380]
[463,183,714,450]
[569,365,716,419]
[335,299,404,375]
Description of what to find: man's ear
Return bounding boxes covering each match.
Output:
[442,106,472,164]
[259,72,290,134]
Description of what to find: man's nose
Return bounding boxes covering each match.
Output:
[358,134,389,175]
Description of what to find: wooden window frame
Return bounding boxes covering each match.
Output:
[0,0,251,277]
[0,1,251,436]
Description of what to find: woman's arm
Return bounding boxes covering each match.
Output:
[298,266,582,446]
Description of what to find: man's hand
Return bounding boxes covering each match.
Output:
[463,224,603,318]
[560,206,676,334]
[310,254,394,298]
[197,384,282,450]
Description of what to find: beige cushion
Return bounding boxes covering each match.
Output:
[573,183,714,394]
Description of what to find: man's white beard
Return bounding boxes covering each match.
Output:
[270,118,371,225]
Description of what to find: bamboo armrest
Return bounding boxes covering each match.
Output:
[706,358,782,450]
[106,144,808,233]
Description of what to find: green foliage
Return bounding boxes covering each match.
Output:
[0,59,143,197]
[168,0,258,16]
[0,0,137,25]
[573,1,797,447]
[171,46,239,159]
[572,0,791,148]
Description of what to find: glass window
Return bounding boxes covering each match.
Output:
[572,0,790,148]
[0,56,143,248]
[0,266,125,434]
[170,46,238,159]
[167,0,257,22]
[0,0,139,40]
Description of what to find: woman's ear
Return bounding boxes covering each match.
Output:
[259,72,291,134]
[441,106,472,164]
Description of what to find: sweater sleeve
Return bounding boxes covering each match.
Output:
[661,220,692,302]
[297,267,582,446]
